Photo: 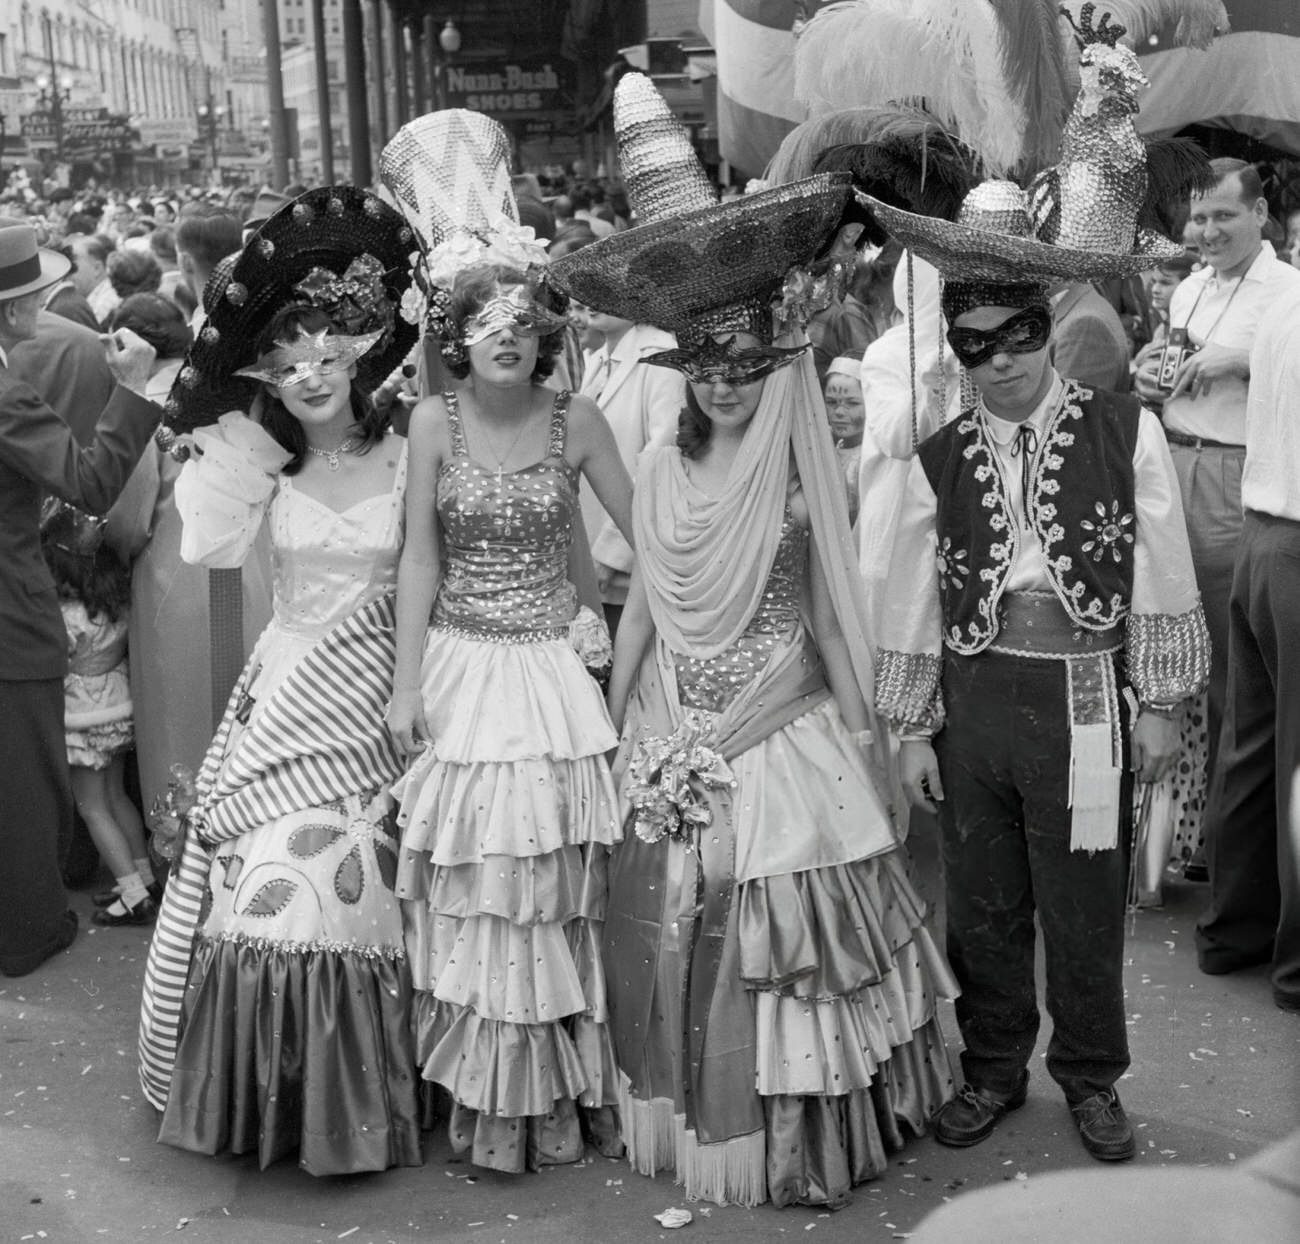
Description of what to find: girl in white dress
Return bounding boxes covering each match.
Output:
[140,302,422,1175]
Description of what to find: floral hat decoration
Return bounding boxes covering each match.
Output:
[378,109,555,369]
[160,185,419,438]
[546,72,859,378]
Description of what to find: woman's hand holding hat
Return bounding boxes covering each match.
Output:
[101,326,157,396]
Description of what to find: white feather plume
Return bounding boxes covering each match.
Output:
[793,0,1029,175]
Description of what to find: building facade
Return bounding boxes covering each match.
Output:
[1,0,247,188]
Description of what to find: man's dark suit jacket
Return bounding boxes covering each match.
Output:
[1051,283,1132,394]
[0,363,158,681]
[43,283,101,333]
[9,311,115,444]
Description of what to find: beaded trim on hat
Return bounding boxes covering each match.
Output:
[614,72,716,224]
[692,297,772,343]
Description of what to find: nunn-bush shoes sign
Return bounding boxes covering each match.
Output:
[444,61,572,117]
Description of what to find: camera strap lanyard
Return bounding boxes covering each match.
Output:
[1179,273,1246,346]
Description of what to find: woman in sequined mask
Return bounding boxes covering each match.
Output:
[140,299,424,1176]
[386,262,634,1174]
[596,321,957,1208]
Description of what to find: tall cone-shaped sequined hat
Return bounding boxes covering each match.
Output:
[548,72,853,344]
[615,71,715,223]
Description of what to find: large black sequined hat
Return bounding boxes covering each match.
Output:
[163,185,418,433]
[547,73,854,342]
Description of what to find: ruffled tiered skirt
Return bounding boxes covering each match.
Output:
[605,700,957,1208]
[394,628,623,1172]
[157,790,422,1175]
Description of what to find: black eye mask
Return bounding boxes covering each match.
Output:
[644,334,809,384]
[946,305,1053,369]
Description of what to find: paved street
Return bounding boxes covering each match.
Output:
[3,836,1297,1244]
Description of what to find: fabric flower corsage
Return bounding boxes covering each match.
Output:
[569,605,613,686]
[426,230,487,290]
[625,713,735,845]
[481,212,550,272]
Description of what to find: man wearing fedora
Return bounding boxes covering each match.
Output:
[0,221,159,977]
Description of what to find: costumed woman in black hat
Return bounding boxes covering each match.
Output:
[548,73,957,1210]
[137,187,424,1175]
[379,110,635,1175]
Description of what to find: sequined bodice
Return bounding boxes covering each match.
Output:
[433,390,579,638]
[673,510,809,712]
[269,440,406,639]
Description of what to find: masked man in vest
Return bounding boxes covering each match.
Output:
[864,177,1210,1163]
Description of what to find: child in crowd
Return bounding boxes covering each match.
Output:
[824,352,866,523]
[41,502,157,926]
[1146,251,1199,350]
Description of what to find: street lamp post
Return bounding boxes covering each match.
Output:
[197,96,226,184]
[436,20,461,111]
[36,74,74,166]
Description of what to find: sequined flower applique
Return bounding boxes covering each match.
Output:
[936,537,971,591]
[1080,500,1134,563]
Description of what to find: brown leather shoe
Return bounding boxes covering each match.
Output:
[933,1073,1029,1147]
[1071,1091,1135,1161]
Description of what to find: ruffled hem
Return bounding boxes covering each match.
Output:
[440,1095,623,1175]
[408,906,611,1020]
[67,718,133,769]
[402,844,611,925]
[619,1024,952,1209]
[414,995,620,1118]
[415,627,616,763]
[157,935,422,1176]
[396,752,621,865]
[754,974,952,1097]
[739,850,956,997]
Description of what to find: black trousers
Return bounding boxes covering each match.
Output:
[0,678,75,976]
[934,650,1132,1105]
[1196,512,1300,1008]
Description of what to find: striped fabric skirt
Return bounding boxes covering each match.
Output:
[138,595,422,1174]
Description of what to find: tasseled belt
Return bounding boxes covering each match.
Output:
[988,591,1124,854]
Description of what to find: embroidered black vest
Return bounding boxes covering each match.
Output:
[917,381,1142,655]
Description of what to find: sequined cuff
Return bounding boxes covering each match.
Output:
[1125,606,1211,709]
[874,650,944,738]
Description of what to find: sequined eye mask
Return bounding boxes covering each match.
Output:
[946,305,1053,369]
[644,333,809,385]
[462,288,569,347]
[235,328,383,388]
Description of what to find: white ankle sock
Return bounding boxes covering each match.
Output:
[133,857,156,887]
[115,871,150,909]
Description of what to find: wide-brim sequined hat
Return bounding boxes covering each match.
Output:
[163,185,418,433]
[856,187,1182,284]
[547,72,854,341]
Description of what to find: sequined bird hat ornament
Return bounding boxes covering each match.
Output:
[790,0,1226,286]
[546,71,861,378]
[159,184,419,441]
[377,110,554,370]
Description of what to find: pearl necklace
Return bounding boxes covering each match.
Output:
[304,435,358,471]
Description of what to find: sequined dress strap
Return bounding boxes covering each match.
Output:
[548,391,570,460]
[443,391,467,457]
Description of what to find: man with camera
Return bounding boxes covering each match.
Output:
[1134,158,1300,815]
